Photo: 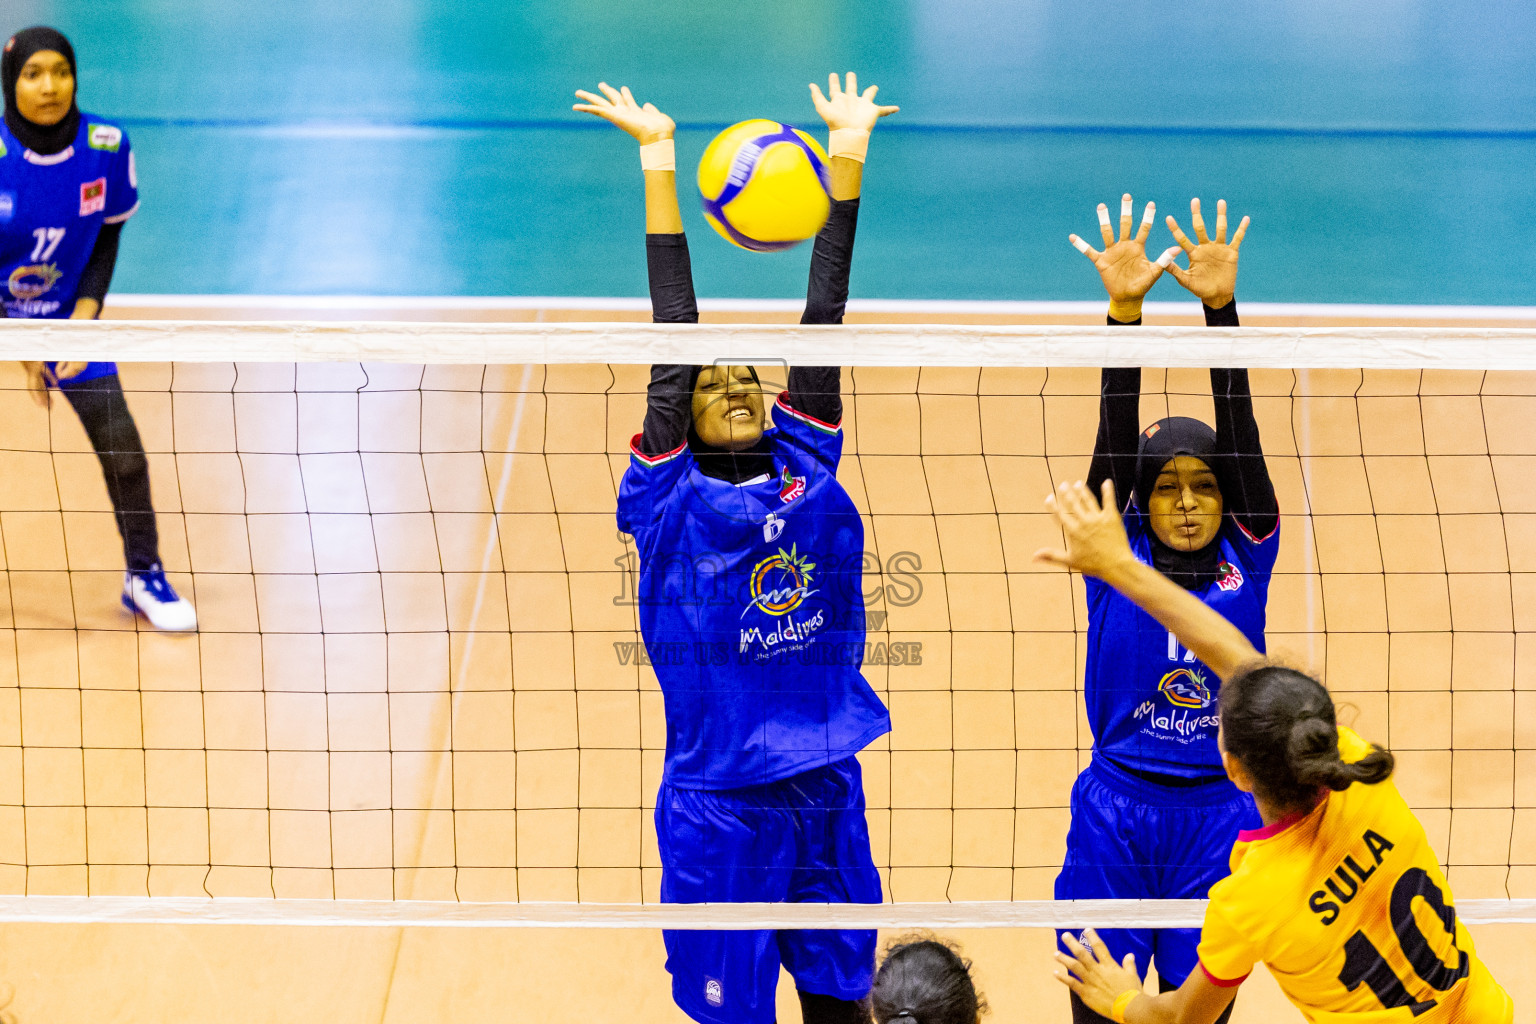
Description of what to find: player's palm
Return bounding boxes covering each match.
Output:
[1094,241,1163,305]
[1069,195,1167,306]
[573,83,675,145]
[1164,198,1249,308]
[1171,243,1239,306]
[809,72,899,133]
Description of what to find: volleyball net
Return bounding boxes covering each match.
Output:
[0,319,1533,928]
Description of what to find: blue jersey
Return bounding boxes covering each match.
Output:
[0,112,137,385]
[617,394,891,789]
[1084,514,1280,778]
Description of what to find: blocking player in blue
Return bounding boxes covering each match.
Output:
[2,26,194,630]
[1057,194,1275,1024]
[578,75,897,1024]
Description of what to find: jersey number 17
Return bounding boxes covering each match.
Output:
[30,227,64,261]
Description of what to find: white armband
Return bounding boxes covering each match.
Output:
[640,138,675,172]
[828,128,870,163]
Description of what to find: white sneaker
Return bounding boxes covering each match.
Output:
[122,564,198,631]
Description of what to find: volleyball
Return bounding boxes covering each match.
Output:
[697,119,832,251]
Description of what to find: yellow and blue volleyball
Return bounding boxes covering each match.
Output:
[697,120,831,251]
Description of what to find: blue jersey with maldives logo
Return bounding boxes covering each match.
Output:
[1084,512,1280,779]
[617,393,891,789]
[0,113,138,384]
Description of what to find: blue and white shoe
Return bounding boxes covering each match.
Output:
[122,564,198,631]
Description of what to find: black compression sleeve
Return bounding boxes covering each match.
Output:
[783,197,858,425]
[76,222,123,311]
[638,235,699,457]
[647,233,698,324]
[801,197,858,326]
[1206,302,1279,537]
[1203,298,1239,328]
[637,364,695,457]
[1087,317,1141,512]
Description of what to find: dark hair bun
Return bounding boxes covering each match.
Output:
[872,937,983,1024]
[1221,665,1395,811]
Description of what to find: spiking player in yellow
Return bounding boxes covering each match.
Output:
[1039,478,1513,1024]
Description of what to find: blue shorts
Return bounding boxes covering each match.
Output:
[1054,756,1260,988]
[657,756,881,1024]
[45,361,117,387]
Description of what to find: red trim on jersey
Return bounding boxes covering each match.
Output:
[774,392,841,433]
[1234,518,1278,545]
[629,433,687,467]
[1237,791,1327,842]
[1199,962,1250,988]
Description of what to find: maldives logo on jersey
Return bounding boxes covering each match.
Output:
[79,177,106,216]
[742,543,818,618]
[8,263,61,299]
[87,125,122,153]
[1215,560,1244,593]
[1158,667,1213,708]
[778,466,806,504]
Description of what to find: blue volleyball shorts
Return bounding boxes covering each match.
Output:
[1054,756,1261,988]
[656,756,882,1024]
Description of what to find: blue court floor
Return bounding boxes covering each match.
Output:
[12,0,1536,304]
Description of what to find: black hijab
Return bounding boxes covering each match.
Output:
[1133,416,1226,590]
[3,26,80,156]
[686,365,776,484]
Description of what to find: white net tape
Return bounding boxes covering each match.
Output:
[3,320,1536,369]
[0,896,1531,928]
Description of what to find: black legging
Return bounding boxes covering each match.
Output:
[1071,975,1236,1024]
[60,372,159,572]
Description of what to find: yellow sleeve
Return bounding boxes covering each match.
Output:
[1195,887,1260,987]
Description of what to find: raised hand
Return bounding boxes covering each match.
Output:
[1069,194,1167,321]
[573,82,675,145]
[1033,479,1137,581]
[20,361,52,408]
[1163,198,1248,309]
[1053,929,1143,1018]
[809,71,899,133]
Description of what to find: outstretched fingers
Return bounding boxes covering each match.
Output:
[1097,203,1114,248]
[1135,201,1156,244]
[1214,198,1228,243]
[1118,194,1133,243]
[1069,234,1102,261]
[1231,215,1251,250]
[1166,214,1197,254]
[1190,197,1211,244]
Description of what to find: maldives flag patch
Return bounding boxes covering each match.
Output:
[778,467,807,504]
[79,177,106,216]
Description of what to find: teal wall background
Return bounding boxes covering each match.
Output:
[11,0,1536,303]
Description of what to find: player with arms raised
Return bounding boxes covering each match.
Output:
[1055,195,1273,1023]
[1042,478,1513,1024]
[578,74,897,1024]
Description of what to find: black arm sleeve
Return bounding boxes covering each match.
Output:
[647,233,698,324]
[1206,301,1279,538]
[1085,313,1143,512]
[76,222,123,312]
[636,234,700,457]
[781,197,859,425]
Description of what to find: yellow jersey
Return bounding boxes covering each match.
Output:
[1196,728,1513,1023]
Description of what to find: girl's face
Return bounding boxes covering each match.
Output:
[1147,455,1223,551]
[692,364,764,450]
[15,50,73,126]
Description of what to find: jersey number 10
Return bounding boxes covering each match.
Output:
[1338,867,1470,1014]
